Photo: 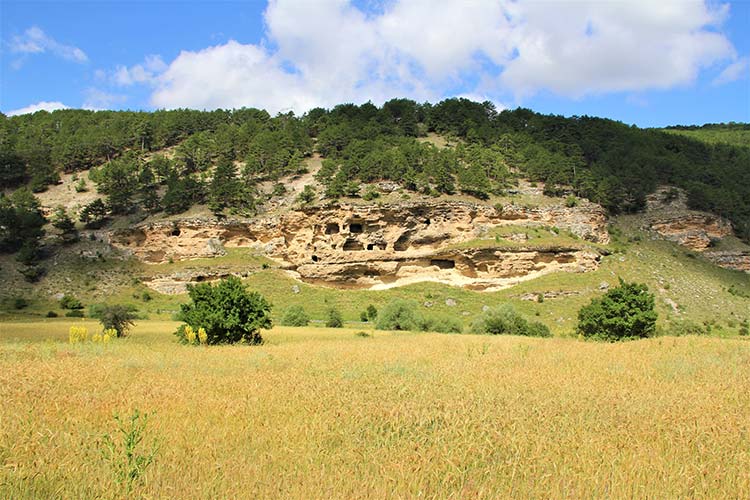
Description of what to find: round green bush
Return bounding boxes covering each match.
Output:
[375,299,420,331]
[281,305,310,327]
[576,280,657,341]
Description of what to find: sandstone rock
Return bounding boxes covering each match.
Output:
[445,298,457,307]
[110,199,611,290]
[599,281,609,290]
[291,285,300,294]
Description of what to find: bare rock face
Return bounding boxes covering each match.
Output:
[703,251,750,272]
[111,200,609,290]
[649,214,733,251]
[644,186,748,272]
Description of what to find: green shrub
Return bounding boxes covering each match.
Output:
[375,299,421,331]
[12,297,29,310]
[46,310,58,318]
[65,310,85,318]
[565,195,578,208]
[739,319,749,337]
[470,304,549,337]
[576,279,657,341]
[19,265,45,283]
[176,276,271,344]
[92,304,138,337]
[665,319,709,336]
[420,314,463,333]
[281,305,310,326]
[60,294,84,310]
[360,304,378,322]
[325,307,344,328]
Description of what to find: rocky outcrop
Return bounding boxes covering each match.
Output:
[648,213,733,251]
[644,186,748,272]
[645,186,733,251]
[703,251,750,273]
[110,200,609,290]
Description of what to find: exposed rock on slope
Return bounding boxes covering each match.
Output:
[111,200,609,291]
[644,186,749,272]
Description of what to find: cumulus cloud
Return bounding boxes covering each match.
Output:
[113,55,167,86]
[712,56,750,85]
[9,26,88,63]
[6,101,70,116]
[144,0,737,113]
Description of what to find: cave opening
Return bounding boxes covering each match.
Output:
[430,259,455,269]
[343,239,365,251]
[170,227,181,237]
[325,223,340,235]
[311,255,319,262]
[349,222,363,233]
[394,233,411,252]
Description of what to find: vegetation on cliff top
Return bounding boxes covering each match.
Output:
[2,99,749,242]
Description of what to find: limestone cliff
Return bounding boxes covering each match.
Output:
[110,199,609,292]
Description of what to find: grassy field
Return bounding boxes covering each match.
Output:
[2,320,750,498]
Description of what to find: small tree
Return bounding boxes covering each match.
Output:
[471,304,551,337]
[96,304,138,338]
[375,299,420,331]
[60,294,84,310]
[297,185,317,205]
[176,276,271,344]
[79,199,109,229]
[325,307,343,328]
[281,305,310,327]
[576,279,657,341]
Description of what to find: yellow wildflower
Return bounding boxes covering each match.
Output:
[197,327,208,345]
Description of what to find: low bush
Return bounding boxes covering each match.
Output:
[65,310,85,318]
[471,304,551,337]
[375,299,420,331]
[60,294,84,310]
[420,314,463,334]
[325,307,344,328]
[281,305,310,327]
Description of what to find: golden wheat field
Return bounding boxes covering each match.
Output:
[1,320,750,498]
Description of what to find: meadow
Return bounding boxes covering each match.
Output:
[2,319,750,498]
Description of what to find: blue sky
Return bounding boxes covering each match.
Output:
[1,0,748,127]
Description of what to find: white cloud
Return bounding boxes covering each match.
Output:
[712,56,750,85]
[83,88,127,110]
[141,0,738,113]
[498,1,734,97]
[113,55,167,86]
[10,26,88,63]
[6,101,70,116]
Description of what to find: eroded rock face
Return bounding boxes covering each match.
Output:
[644,186,748,272]
[111,200,609,290]
[645,187,733,251]
[703,251,750,272]
[649,214,733,251]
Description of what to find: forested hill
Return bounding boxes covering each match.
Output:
[2,99,749,245]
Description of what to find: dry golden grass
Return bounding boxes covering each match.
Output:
[1,320,750,498]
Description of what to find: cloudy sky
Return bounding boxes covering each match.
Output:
[1,0,748,126]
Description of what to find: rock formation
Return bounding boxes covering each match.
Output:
[644,186,750,272]
[111,200,609,291]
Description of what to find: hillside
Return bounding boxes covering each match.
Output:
[1,100,749,335]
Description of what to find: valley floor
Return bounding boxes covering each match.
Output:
[2,320,749,498]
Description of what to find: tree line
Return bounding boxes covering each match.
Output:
[2,98,749,245]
